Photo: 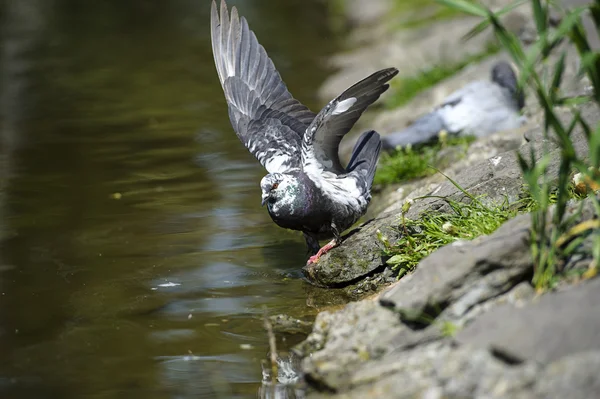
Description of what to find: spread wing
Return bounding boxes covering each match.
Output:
[210,0,316,174]
[301,68,398,175]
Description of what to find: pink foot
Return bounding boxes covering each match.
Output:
[306,239,338,266]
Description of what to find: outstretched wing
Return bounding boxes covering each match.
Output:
[210,0,316,174]
[301,68,398,175]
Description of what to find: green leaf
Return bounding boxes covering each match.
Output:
[435,0,488,17]
[463,0,528,40]
[589,123,600,168]
[486,9,525,63]
[550,52,567,102]
[531,0,548,35]
[386,254,406,266]
[551,6,588,40]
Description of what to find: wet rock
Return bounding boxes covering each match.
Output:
[456,277,600,364]
[301,216,400,287]
[269,314,313,335]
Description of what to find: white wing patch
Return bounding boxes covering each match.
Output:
[265,153,291,174]
[332,97,357,115]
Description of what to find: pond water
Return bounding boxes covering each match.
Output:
[0,1,341,397]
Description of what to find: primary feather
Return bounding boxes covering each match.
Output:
[210,0,315,174]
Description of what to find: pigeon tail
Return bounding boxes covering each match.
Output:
[347,130,381,194]
[381,111,448,151]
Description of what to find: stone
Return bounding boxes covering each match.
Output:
[533,351,600,399]
[379,214,533,321]
[456,277,600,364]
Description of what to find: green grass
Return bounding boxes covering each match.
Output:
[374,135,475,185]
[380,180,591,282]
[384,43,500,109]
[380,195,516,278]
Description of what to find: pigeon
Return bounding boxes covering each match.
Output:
[210,0,398,266]
[381,61,526,150]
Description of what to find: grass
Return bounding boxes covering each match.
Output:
[379,195,516,278]
[374,135,475,185]
[384,42,500,109]
[380,178,588,281]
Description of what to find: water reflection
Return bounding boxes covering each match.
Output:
[0,0,339,397]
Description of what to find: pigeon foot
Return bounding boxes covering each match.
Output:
[306,239,338,266]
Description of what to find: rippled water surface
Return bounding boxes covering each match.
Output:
[0,1,340,397]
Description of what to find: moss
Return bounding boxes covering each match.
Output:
[374,135,475,186]
[384,42,501,110]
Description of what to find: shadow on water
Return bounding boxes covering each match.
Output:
[0,0,341,397]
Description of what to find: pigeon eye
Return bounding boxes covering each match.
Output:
[272,183,279,190]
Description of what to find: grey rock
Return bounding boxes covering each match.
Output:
[456,277,600,364]
[379,214,533,321]
[296,299,408,390]
[533,351,600,399]
[305,346,600,398]
[306,342,541,398]
[269,314,313,335]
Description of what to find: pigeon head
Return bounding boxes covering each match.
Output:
[260,173,286,207]
[491,61,525,109]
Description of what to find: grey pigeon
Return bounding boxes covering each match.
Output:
[210,0,398,266]
[381,61,526,150]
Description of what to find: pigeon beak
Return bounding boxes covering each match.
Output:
[261,196,268,207]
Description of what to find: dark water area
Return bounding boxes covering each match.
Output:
[0,1,340,397]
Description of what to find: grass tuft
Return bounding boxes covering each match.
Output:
[380,195,515,278]
[374,135,475,185]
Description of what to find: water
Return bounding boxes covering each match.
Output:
[0,1,340,397]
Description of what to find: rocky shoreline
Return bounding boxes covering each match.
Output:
[272,0,600,398]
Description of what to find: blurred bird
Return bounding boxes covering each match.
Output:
[210,0,398,266]
[381,61,526,150]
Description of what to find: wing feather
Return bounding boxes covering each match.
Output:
[302,68,398,175]
[210,0,316,174]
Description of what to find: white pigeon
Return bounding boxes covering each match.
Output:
[382,61,526,150]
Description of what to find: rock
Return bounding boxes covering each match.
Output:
[455,277,600,364]
[269,314,313,335]
[299,276,600,397]
[306,345,600,398]
[532,351,600,399]
[301,217,398,287]
[295,299,411,391]
[379,214,533,322]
